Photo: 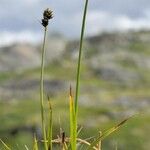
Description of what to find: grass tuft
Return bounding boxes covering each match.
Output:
[0,139,11,150]
[40,8,53,150]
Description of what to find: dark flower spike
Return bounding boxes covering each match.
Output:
[42,18,49,27]
[43,8,53,20]
[41,8,53,27]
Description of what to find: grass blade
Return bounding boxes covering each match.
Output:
[87,117,132,150]
[69,86,76,150]
[97,131,102,150]
[61,132,68,150]
[40,26,48,150]
[77,126,83,136]
[72,0,89,149]
[33,135,39,150]
[47,96,53,150]
[115,142,118,150]
[25,145,30,150]
[75,0,89,114]
[0,139,11,150]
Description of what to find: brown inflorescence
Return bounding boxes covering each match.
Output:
[42,8,53,27]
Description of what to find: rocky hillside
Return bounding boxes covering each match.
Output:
[0,30,150,102]
[0,35,67,72]
[66,30,150,87]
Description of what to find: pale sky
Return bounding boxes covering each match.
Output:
[0,0,150,45]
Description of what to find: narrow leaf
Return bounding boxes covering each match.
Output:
[25,145,30,150]
[47,96,53,150]
[97,131,102,150]
[33,135,39,150]
[0,139,11,150]
[87,117,132,150]
[69,85,76,150]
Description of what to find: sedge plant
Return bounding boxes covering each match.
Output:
[40,8,53,150]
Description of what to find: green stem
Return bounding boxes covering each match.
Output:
[40,27,48,150]
[72,0,89,149]
[75,0,89,114]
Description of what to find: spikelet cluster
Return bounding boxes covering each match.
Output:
[42,8,53,27]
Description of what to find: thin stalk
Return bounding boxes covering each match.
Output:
[40,26,48,150]
[47,98,53,150]
[69,86,76,150]
[115,142,118,150]
[97,131,102,150]
[33,134,39,150]
[73,0,89,149]
[75,0,89,114]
